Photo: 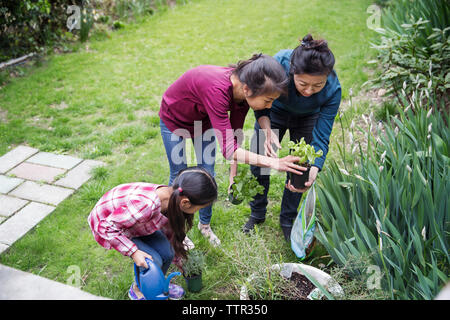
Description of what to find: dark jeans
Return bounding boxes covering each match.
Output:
[132,230,174,276]
[249,110,319,228]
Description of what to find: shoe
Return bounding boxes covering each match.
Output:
[183,236,195,251]
[197,222,221,247]
[281,226,292,242]
[168,283,185,300]
[242,217,265,234]
[128,282,145,300]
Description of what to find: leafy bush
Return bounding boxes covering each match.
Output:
[367,0,450,114]
[0,0,75,61]
[316,88,449,299]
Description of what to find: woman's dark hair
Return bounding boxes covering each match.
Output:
[167,166,217,260]
[230,53,289,97]
[290,34,335,76]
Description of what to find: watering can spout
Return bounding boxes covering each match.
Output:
[164,271,181,293]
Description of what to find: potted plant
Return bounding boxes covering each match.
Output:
[287,138,323,189]
[182,250,205,293]
[228,167,265,205]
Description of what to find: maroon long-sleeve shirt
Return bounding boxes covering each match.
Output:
[158,65,249,159]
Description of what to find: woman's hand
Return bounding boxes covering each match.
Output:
[270,155,308,175]
[264,128,281,158]
[286,166,319,193]
[131,250,154,269]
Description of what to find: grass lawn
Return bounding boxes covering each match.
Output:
[0,0,380,299]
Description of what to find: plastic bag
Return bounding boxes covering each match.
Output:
[290,184,316,260]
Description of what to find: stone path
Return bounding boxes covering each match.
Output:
[0,145,107,299]
[0,145,104,252]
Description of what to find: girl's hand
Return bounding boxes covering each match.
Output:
[286,166,319,193]
[228,161,238,193]
[131,250,153,269]
[264,129,281,158]
[271,155,307,175]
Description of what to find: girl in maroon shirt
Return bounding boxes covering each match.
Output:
[159,54,307,245]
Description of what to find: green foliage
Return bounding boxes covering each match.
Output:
[367,0,450,113]
[316,87,449,299]
[182,250,205,277]
[0,0,73,60]
[287,138,323,165]
[230,167,264,204]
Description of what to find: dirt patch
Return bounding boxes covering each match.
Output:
[281,273,316,300]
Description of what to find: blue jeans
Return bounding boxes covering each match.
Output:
[249,110,319,228]
[132,230,174,276]
[159,118,216,224]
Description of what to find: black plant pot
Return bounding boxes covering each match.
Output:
[184,273,203,293]
[289,163,311,189]
[228,183,243,205]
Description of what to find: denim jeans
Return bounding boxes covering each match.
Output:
[249,110,319,228]
[132,230,174,276]
[159,118,216,224]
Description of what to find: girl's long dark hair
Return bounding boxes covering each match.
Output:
[167,166,217,260]
[230,53,289,97]
[290,34,336,76]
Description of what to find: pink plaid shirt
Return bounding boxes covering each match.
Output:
[87,182,182,267]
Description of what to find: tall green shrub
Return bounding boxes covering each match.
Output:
[367,0,450,113]
[316,89,449,299]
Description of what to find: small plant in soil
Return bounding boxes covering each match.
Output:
[287,138,323,189]
[182,250,205,293]
[229,167,264,205]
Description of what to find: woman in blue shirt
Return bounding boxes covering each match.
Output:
[241,34,342,241]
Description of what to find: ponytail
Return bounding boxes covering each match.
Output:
[167,167,217,260]
[290,34,335,76]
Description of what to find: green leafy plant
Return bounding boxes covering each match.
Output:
[367,0,450,114]
[182,250,205,278]
[287,138,323,165]
[229,167,264,204]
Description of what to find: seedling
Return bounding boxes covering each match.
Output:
[287,138,323,189]
[228,167,265,205]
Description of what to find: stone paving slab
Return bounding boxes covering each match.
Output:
[0,175,24,194]
[0,202,55,246]
[0,146,39,174]
[0,145,108,300]
[54,159,105,189]
[9,181,74,206]
[0,195,29,218]
[8,162,66,184]
[0,264,109,300]
[26,151,83,170]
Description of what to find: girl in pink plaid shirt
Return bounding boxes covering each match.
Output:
[88,166,217,300]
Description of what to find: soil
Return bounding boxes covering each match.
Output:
[248,272,317,300]
[281,272,316,300]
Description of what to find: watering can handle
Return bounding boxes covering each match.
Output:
[134,258,153,290]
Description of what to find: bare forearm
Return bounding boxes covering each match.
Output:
[257,115,271,130]
[232,147,274,168]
